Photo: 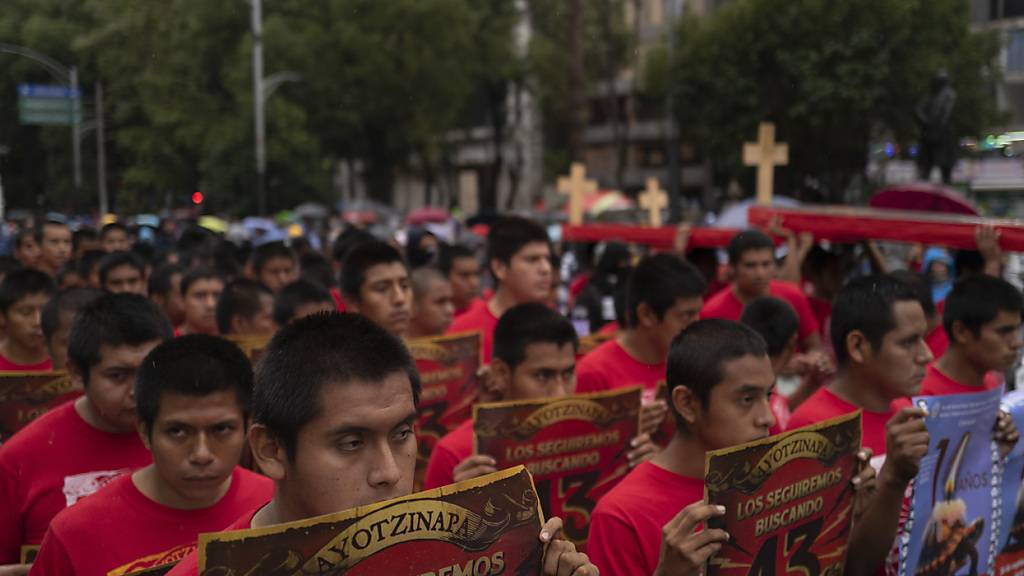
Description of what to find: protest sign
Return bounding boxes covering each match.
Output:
[473,387,641,545]
[407,331,482,488]
[901,388,1003,576]
[198,466,544,575]
[0,372,78,441]
[995,391,1024,576]
[704,411,862,576]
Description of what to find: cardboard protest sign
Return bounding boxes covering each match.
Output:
[902,388,1002,576]
[198,466,544,575]
[407,331,481,486]
[224,334,272,365]
[0,372,78,441]
[473,387,642,545]
[704,411,862,576]
[996,391,1024,576]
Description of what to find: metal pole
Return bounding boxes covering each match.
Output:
[70,66,82,198]
[95,81,108,215]
[664,0,682,222]
[251,0,267,215]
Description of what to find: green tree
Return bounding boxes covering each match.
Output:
[655,0,1002,202]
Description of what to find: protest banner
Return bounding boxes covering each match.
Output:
[704,411,862,576]
[561,223,741,250]
[901,388,1003,576]
[996,391,1024,576]
[407,331,482,488]
[0,372,78,441]
[198,466,544,575]
[473,387,642,546]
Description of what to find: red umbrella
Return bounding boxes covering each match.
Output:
[405,207,450,226]
[869,183,978,216]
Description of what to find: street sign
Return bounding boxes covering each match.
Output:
[17,83,81,126]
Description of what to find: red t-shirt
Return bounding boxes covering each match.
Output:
[447,300,498,364]
[576,339,665,394]
[919,364,1000,397]
[0,353,52,372]
[423,419,473,490]
[330,287,347,312]
[786,387,911,459]
[29,467,274,576]
[588,461,704,576]
[165,506,263,576]
[701,280,820,341]
[0,401,151,563]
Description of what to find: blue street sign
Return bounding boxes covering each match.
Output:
[16,83,81,100]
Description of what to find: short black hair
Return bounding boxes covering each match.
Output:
[68,293,173,385]
[299,252,336,289]
[250,241,296,276]
[15,229,37,250]
[493,303,579,371]
[831,274,920,367]
[254,312,420,460]
[943,274,1024,339]
[666,319,768,426]
[273,279,334,326]
[135,334,254,437]
[37,220,70,242]
[728,230,775,265]
[438,243,476,277]
[888,269,936,319]
[340,240,406,301]
[100,222,128,239]
[180,267,223,297]
[0,256,22,279]
[331,227,375,265]
[740,297,799,358]
[77,249,106,281]
[485,216,550,277]
[71,227,97,253]
[98,251,146,287]
[217,278,273,334]
[148,264,184,298]
[41,287,105,342]
[0,268,55,314]
[624,254,706,327]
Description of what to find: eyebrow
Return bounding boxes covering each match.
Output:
[735,384,769,394]
[327,412,418,438]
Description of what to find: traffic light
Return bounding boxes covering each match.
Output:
[191,191,204,205]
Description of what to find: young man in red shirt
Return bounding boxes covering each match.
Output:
[99,222,130,254]
[98,251,147,296]
[701,230,823,353]
[424,302,656,489]
[178,268,223,336]
[41,287,104,371]
[36,221,72,279]
[588,319,896,576]
[168,313,598,576]
[740,296,803,432]
[0,269,56,372]
[215,278,275,336]
[448,216,552,363]
[341,240,413,338]
[0,294,172,573]
[439,243,483,317]
[272,279,335,327]
[408,267,455,338]
[30,335,274,576]
[921,273,1023,396]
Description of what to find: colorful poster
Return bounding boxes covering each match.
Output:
[996,391,1024,576]
[198,466,544,575]
[0,372,79,441]
[704,411,862,576]
[473,387,641,546]
[901,388,1003,576]
[407,331,481,487]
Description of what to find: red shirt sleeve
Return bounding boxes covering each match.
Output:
[575,357,610,394]
[27,528,74,576]
[423,440,461,490]
[587,509,653,576]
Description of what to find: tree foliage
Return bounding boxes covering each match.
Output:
[655,0,1003,201]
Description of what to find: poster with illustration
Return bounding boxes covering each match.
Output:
[995,390,1024,576]
[901,387,1002,576]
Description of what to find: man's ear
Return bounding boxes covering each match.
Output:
[671,384,700,427]
[249,423,287,481]
[484,359,512,402]
[490,258,508,284]
[636,302,658,329]
[137,421,152,451]
[950,320,972,346]
[845,330,870,365]
[66,360,85,389]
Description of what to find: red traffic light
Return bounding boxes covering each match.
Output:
[191,191,204,205]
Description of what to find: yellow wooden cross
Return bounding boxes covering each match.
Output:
[557,162,597,226]
[743,122,789,205]
[638,178,668,227]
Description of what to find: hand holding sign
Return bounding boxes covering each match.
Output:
[880,407,929,489]
[653,502,730,576]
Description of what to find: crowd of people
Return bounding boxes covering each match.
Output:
[0,210,1019,576]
